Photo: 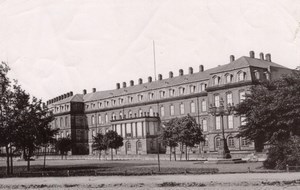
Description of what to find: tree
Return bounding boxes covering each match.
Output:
[104,130,123,160]
[161,118,180,161]
[55,137,72,159]
[92,133,107,160]
[235,71,300,146]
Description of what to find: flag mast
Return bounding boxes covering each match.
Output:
[153,40,157,81]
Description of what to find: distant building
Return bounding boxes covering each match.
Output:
[47,51,293,156]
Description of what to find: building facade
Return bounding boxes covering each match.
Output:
[47,51,293,155]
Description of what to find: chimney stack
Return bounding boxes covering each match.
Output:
[148,76,152,83]
[116,83,120,89]
[199,65,204,72]
[63,94,67,99]
[92,88,96,93]
[67,92,70,97]
[122,82,127,88]
[259,52,264,60]
[158,74,163,80]
[70,91,73,96]
[189,67,193,74]
[230,55,235,62]
[169,71,173,78]
[83,89,87,95]
[138,78,143,84]
[249,51,255,58]
[266,53,271,62]
[130,80,134,86]
[179,69,184,76]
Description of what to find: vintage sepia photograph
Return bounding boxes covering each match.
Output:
[0,0,300,189]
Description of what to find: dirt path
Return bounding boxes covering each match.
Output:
[0,173,299,189]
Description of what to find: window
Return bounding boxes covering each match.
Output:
[240,116,247,126]
[228,115,234,129]
[98,102,102,108]
[119,98,124,105]
[179,87,185,95]
[160,91,165,98]
[201,100,207,112]
[112,113,116,120]
[202,119,207,132]
[128,96,133,103]
[254,70,260,80]
[215,137,221,148]
[226,92,233,105]
[149,92,154,100]
[126,124,132,137]
[105,114,108,123]
[214,94,220,107]
[138,94,143,101]
[170,105,175,116]
[92,130,96,137]
[238,71,246,81]
[91,115,95,125]
[105,101,109,107]
[160,106,165,117]
[98,115,102,124]
[128,110,132,118]
[228,137,235,147]
[139,109,143,117]
[60,118,63,127]
[199,83,207,92]
[92,103,95,109]
[204,137,209,146]
[190,101,195,113]
[241,138,249,146]
[65,116,68,127]
[149,107,153,116]
[180,103,185,115]
[190,85,196,93]
[264,72,270,80]
[169,89,175,97]
[119,112,123,119]
[239,91,245,102]
[86,104,89,109]
[213,76,221,85]
[111,99,116,106]
[225,74,233,83]
[216,116,221,130]
[126,142,131,151]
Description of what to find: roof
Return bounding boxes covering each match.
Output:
[209,56,289,74]
[49,55,291,104]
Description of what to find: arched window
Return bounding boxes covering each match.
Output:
[190,101,195,113]
[170,105,175,116]
[215,137,221,148]
[179,87,185,95]
[190,85,196,93]
[225,73,233,83]
[226,92,233,105]
[201,100,207,112]
[126,142,131,151]
[213,76,221,85]
[137,141,142,151]
[139,109,143,117]
[91,115,95,125]
[105,114,108,123]
[237,71,246,81]
[199,83,207,92]
[202,119,207,132]
[98,114,102,124]
[149,107,153,116]
[180,103,185,115]
[214,94,220,107]
[128,110,132,118]
[228,136,235,147]
[239,90,246,102]
[60,118,63,127]
[160,106,165,117]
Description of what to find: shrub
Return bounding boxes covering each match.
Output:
[263,136,300,170]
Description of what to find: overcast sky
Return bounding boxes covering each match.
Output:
[0,0,300,101]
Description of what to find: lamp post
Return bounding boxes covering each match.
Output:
[209,98,235,159]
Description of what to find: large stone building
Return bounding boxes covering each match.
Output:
[47,51,293,156]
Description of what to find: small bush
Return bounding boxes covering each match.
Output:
[263,136,300,170]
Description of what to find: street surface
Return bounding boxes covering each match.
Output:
[0,173,299,189]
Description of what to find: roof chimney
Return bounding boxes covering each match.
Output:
[92,88,96,93]
[179,69,184,76]
[148,76,152,83]
[58,96,61,101]
[122,82,127,88]
[199,65,204,72]
[83,89,87,95]
[67,92,70,97]
[116,83,120,89]
[169,71,173,78]
[138,78,143,84]
[189,67,193,74]
[259,52,264,60]
[230,55,235,62]
[158,74,163,80]
[130,80,134,86]
[70,91,73,96]
[63,94,67,99]
[266,53,271,62]
[249,51,255,58]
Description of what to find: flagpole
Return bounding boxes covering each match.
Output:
[153,40,157,81]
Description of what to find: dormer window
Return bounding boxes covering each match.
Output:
[119,98,124,105]
[86,104,89,109]
[105,101,109,107]
[254,70,260,80]
[111,99,116,106]
[200,83,207,92]
[98,102,102,108]
[149,92,154,100]
[225,73,233,83]
[128,96,133,103]
[238,71,246,81]
[179,87,185,95]
[190,85,196,93]
[138,94,143,101]
[159,91,165,98]
[169,89,175,97]
[213,76,221,85]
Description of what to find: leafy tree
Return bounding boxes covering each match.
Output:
[161,118,180,161]
[55,137,72,159]
[92,133,107,160]
[235,71,300,147]
[104,130,123,160]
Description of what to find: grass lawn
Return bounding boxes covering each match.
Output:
[0,159,265,176]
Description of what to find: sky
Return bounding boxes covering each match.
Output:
[0,0,300,101]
